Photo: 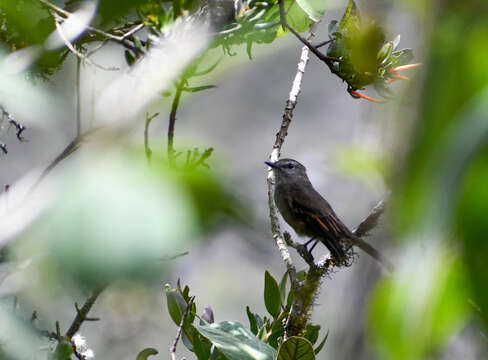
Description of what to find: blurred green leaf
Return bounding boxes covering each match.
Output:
[286,288,295,311]
[390,3,488,337]
[277,336,315,360]
[296,0,326,22]
[335,146,386,183]
[197,321,277,360]
[246,306,259,335]
[0,0,51,45]
[313,331,328,355]
[264,270,282,318]
[393,6,488,237]
[303,324,320,345]
[51,341,74,360]
[279,271,288,306]
[456,145,488,329]
[277,0,312,36]
[11,150,243,289]
[136,348,159,360]
[0,305,42,360]
[14,154,198,287]
[368,246,470,360]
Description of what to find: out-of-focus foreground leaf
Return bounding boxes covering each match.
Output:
[8,149,241,290]
[369,245,470,359]
[0,304,43,360]
[369,0,488,357]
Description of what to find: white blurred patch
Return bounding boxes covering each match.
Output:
[96,20,209,128]
[45,1,98,51]
[0,46,42,75]
[0,170,57,248]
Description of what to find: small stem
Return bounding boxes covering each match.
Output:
[168,80,185,167]
[145,112,159,163]
[76,56,82,139]
[170,297,195,360]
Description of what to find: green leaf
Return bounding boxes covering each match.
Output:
[277,336,315,360]
[296,270,306,282]
[136,348,159,360]
[193,333,212,360]
[303,324,320,345]
[313,330,328,355]
[368,248,470,360]
[337,0,359,33]
[296,0,326,22]
[246,306,259,335]
[264,270,282,318]
[52,341,74,360]
[277,0,312,36]
[268,320,285,349]
[197,321,277,360]
[286,288,295,311]
[166,287,188,325]
[279,271,288,306]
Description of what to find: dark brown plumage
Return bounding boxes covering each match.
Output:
[266,158,391,269]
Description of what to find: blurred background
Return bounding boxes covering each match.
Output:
[0,0,487,359]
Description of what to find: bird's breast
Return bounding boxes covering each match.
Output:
[274,183,313,237]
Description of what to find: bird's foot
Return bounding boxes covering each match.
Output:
[297,243,315,266]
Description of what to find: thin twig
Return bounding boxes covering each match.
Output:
[31,138,80,191]
[51,11,118,71]
[39,0,145,55]
[76,57,82,138]
[353,199,385,237]
[65,286,104,339]
[168,80,185,167]
[170,296,195,360]
[145,112,159,163]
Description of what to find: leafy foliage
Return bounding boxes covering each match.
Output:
[162,271,326,360]
[325,0,415,99]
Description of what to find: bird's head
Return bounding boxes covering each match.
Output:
[265,158,308,184]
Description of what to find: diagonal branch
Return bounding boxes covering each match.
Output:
[65,286,105,339]
[39,0,145,55]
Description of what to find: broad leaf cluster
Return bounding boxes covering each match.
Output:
[164,271,327,360]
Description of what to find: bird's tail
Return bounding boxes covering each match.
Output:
[347,236,394,272]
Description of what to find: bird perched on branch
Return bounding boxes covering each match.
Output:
[266,158,392,271]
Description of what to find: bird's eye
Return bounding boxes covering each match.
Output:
[288,163,295,169]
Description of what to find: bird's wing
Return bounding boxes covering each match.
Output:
[287,189,349,260]
[291,186,353,239]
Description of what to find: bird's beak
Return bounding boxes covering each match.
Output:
[265,161,280,169]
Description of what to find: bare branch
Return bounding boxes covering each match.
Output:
[39,0,145,55]
[170,296,195,360]
[65,286,105,339]
[168,80,185,167]
[353,199,386,237]
[51,11,118,71]
[266,22,319,338]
